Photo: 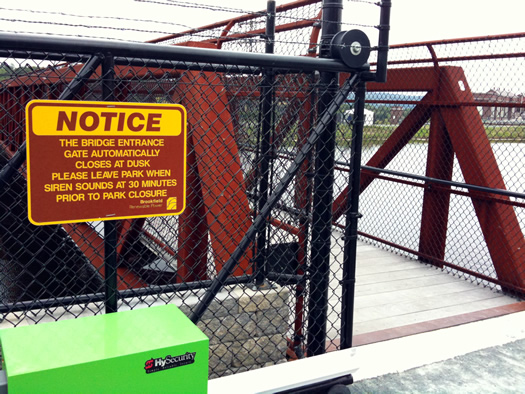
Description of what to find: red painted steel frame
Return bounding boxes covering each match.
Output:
[0,64,183,289]
[0,59,251,287]
[62,223,148,290]
[148,0,322,45]
[175,65,253,277]
[334,65,525,291]
[440,67,525,289]
[0,0,321,290]
[177,143,210,283]
[418,109,453,267]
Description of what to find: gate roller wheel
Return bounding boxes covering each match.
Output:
[331,29,371,69]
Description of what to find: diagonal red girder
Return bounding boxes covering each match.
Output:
[439,66,525,289]
[334,65,524,291]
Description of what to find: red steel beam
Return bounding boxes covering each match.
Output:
[176,68,253,276]
[201,19,319,46]
[342,67,440,92]
[62,223,147,290]
[177,143,210,282]
[384,52,525,67]
[439,66,525,290]
[148,0,322,44]
[389,32,525,50]
[418,107,454,267]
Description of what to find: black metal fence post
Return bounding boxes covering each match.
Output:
[254,0,276,288]
[340,81,366,349]
[101,52,118,314]
[306,0,342,357]
[375,0,392,83]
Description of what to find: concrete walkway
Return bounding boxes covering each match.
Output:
[351,338,525,393]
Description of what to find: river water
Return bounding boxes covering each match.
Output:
[340,142,525,281]
[97,141,525,284]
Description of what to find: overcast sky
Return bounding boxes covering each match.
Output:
[1,0,523,44]
[2,0,523,92]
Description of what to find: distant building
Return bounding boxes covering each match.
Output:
[473,90,524,123]
[390,106,405,124]
[344,108,374,126]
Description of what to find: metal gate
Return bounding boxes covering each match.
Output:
[0,0,391,377]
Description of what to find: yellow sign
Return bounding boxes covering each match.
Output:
[26,100,187,225]
[29,101,184,136]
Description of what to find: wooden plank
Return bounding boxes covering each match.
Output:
[352,302,525,346]
[355,260,429,275]
[353,297,517,335]
[357,254,412,264]
[355,288,509,322]
[355,273,463,297]
[356,265,443,285]
[323,240,520,342]
[355,281,489,309]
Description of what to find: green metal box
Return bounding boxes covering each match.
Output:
[0,304,209,393]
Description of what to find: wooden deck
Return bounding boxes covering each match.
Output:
[326,234,521,346]
[1,231,521,346]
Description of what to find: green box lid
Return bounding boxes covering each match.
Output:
[0,304,209,393]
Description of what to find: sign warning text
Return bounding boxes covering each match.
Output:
[26,100,187,225]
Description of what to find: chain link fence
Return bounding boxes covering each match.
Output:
[338,33,525,298]
[1,0,523,382]
[0,0,392,378]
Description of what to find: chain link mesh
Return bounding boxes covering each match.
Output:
[0,1,523,381]
[352,34,525,297]
[0,43,359,377]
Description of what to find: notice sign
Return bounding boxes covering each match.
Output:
[26,100,187,225]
